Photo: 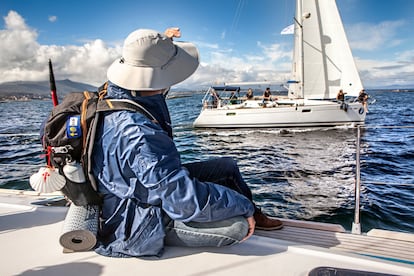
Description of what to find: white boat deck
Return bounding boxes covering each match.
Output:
[1,189,413,276]
[256,219,414,265]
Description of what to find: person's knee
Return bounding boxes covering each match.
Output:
[216,157,238,173]
[214,156,235,164]
[221,216,249,242]
[233,217,249,241]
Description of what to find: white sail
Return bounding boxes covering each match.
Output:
[289,0,363,99]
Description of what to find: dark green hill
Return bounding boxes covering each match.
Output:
[0,79,97,100]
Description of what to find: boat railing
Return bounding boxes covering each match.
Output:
[352,125,363,234]
[352,125,414,234]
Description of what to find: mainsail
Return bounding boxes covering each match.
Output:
[288,0,363,99]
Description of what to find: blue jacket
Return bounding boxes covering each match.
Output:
[92,83,255,257]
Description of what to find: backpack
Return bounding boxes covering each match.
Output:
[42,82,157,206]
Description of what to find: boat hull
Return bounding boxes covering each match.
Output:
[193,101,366,128]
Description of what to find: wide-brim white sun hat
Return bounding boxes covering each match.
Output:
[107,29,199,91]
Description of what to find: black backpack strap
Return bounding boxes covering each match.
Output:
[109,99,158,123]
[85,97,158,193]
[96,98,158,124]
[95,81,157,123]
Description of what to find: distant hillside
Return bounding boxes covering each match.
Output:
[0,79,205,101]
[0,79,97,100]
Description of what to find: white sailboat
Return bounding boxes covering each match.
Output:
[193,0,367,128]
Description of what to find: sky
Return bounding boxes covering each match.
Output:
[1,0,414,90]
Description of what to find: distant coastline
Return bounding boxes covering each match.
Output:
[388,89,414,93]
[0,95,51,102]
[0,91,203,102]
[0,78,413,102]
[0,79,97,102]
[0,79,205,102]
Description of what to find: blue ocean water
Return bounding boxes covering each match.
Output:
[0,91,413,233]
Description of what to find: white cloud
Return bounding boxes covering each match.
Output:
[0,10,294,89]
[356,52,414,88]
[186,41,292,89]
[347,20,405,51]
[346,19,414,87]
[0,10,120,86]
[194,41,219,50]
[0,11,40,70]
[48,15,57,23]
[4,10,27,30]
[257,41,291,64]
[396,49,414,62]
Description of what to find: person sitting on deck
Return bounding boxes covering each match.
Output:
[229,90,238,104]
[92,27,283,258]
[336,89,345,102]
[246,88,254,100]
[336,89,347,110]
[262,87,272,107]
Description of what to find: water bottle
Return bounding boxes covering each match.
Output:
[63,161,86,183]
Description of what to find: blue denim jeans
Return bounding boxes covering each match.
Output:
[164,157,253,247]
[182,157,253,201]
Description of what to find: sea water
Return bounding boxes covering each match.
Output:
[0,91,413,233]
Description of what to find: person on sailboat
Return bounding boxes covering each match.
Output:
[336,89,348,111]
[336,89,345,102]
[262,87,272,107]
[230,90,238,104]
[246,88,254,100]
[358,89,369,113]
[210,88,220,107]
[92,27,283,258]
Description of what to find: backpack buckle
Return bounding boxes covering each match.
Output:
[52,145,74,154]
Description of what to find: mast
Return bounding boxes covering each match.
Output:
[289,0,305,99]
[298,0,305,98]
